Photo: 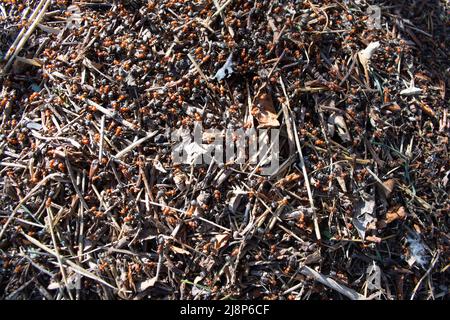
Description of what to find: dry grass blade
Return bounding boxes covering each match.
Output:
[299,266,366,300]
[21,232,118,290]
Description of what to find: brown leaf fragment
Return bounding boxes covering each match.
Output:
[274,173,303,187]
[173,170,187,191]
[382,178,396,199]
[413,224,422,234]
[381,103,401,112]
[214,233,230,250]
[253,93,280,128]
[417,100,436,117]
[385,206,407,224]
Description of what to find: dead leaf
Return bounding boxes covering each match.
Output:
[196,191,210,207]
[153,159,167,173]
[47,281,60,290]
[194,275,203,284]
[15,56,42,67]
[413,224,422,234]
[381,103,401,112]
[328,113,351,142]
[182,141,208,165]
[381,178,396,199]
[352,194,376,239]
[417,100,436,117]
[173,170,187,191]
[137,277,157,292]
[304,251,321,265]
[191,275,210,296]
[170,245,191,255]
[214,233,230,250]
[442,170,449,187]
[253,93,280,128]
[385,205,406,224]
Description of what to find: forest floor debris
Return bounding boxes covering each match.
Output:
[0,0,448,300]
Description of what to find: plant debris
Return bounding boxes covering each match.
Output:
[0,0,448,300]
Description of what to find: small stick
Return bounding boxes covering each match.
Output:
[210,0,233,19]
[279,76,295,155]
[114,131,158,159]
[0,172,63,241]
[299,265,366,300]
[212,0,234,38]
[85,98,136,131]
[195,216,231,232]
[187,53,208,81]
[277,224,305,243]
[2,0,45,62]
[98,115,105,162]
[291,113,321,240]
[3,0,52,73]
[147,200,231,232]
[46,207,74,300]
[22,232,117,290]
[64,149,89,211]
